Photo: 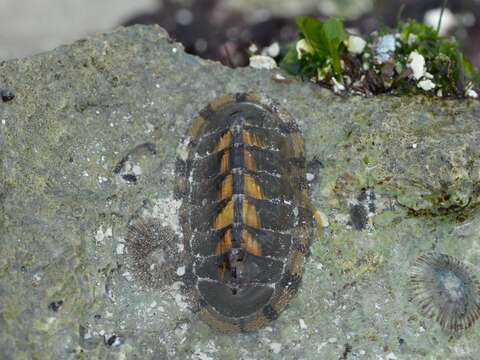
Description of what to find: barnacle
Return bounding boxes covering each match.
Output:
[125,219,181,287]
[409,253,480,332]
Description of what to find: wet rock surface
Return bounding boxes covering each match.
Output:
[1,25,480,359]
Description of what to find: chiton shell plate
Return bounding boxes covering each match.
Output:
[176,93,316,332]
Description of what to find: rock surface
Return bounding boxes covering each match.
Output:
[1,25,480,359]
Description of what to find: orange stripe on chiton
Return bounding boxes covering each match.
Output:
[242,129,264,148]
[219,174,233,201]
[242,199,261,229]
[214,200,234,229]
[244,174,264,199]
[219,150,230,175]
[215,229,233,255]
[244,150,256,171]
[214,131,232,152]
[241,229,262,256]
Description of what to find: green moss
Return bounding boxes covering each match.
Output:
[281,17,479,98]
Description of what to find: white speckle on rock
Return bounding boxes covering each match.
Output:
[249,55,277,70]
[412,143,417,149]
[1,119,5,125]
[95,226,112,243]
[116,243,125,255]
[408,50,426,80]
[145,122,155,133]
[131,164,142,176]
[172,48,178,53]
[177,137,190,161]
[122,271,133,281]
[328,337,337,343]
[269,342,282,354]
[417,79,436,91]
[177,242,185,253]
[146,197,182,233]
[192,351,213,360]
[176,266,186,276]
[299,318,308,329]
[175,293,188,310]
[347,35,366,54]
[306,173,315,181]
[274,73,286,81]
[386,352,398,360]
[317,341,328,351]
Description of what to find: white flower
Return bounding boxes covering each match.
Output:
[296,39,314,59]
[374,34,396,63]
[466,89,478,98]
[407,33,418,46]
[408,50,426,80]
[249,55,277,70]
[262,42,280,57]
[417,79,436,91]
[347,35,366,54]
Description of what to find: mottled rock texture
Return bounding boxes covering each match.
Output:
[1,25,480,359]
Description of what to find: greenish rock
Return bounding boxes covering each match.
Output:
[1,25,480,359]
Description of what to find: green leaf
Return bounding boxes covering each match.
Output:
[323,17,348,46]
[293,16,347,80]
[280,44,301,75]
[295,17,323,46]
[322,17,348,78]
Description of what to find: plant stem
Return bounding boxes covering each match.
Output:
[436,0,448,35]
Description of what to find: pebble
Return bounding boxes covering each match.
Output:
[249,55,277,70]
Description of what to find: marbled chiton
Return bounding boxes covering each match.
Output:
[176,93,317,332]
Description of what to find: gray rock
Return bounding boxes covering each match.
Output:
[1,25,480,359]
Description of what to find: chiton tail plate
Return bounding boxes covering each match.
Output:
[177,93,316,332]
